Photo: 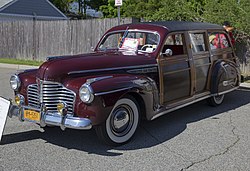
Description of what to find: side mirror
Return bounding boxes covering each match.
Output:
[162,49,173,57]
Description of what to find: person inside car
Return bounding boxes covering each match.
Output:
[209,35,217,49]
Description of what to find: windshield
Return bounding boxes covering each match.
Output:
[98,30,160,53]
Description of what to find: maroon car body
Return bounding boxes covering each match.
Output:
[9,21,240,145]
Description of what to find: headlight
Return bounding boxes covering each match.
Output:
[79,84,94,103]
[10,75,21,90]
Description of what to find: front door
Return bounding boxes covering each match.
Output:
[158,32,193,105]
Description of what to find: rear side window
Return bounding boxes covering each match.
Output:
[189,33,207,53]
[208,32,230,50]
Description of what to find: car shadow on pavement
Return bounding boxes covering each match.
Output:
[1,89,250,156]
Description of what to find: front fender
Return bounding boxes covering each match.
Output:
[63,74,159,125]
[91,75,159,120]
[15,69,38,104]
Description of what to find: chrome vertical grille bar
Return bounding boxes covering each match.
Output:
[27,84,40,108]
[27,80,76,114]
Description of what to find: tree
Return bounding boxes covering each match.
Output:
[148,0,199,21]
[76,0,87,18]
[123,0,161,19]
[97,0,250,38]
[75,0,108,18]
[202,0,250,35]
[100,0,161,19]
[50,0,73,13]
[87,0,108,11]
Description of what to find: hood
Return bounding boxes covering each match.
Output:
[37,51,157,82]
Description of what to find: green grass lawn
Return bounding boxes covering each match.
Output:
[0,58,43,66]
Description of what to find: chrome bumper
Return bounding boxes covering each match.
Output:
[8,104,92,130]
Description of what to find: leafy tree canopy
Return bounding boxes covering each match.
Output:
[50,0,250,37]
[87,0,108,11]
[99,0,250,36]
[49,0,73,13]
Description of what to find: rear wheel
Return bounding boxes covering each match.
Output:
[207,94,225,106]
[95,96,140,146]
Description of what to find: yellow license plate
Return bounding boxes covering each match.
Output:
[24,110,40,122]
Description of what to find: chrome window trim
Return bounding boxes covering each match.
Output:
[97,29,161,52]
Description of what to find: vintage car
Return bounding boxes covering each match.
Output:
[8,21,240,145]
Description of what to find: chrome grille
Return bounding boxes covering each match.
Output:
[27,81,76,114]
[27,84,40,108]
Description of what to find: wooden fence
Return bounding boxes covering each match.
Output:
[0,18,132,61]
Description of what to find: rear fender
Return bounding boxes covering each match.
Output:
[210,60,240,94]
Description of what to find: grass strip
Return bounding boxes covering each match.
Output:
[0,58,43,66]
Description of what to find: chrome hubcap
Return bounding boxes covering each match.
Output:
[110,105,133,136]
[214,94,224,103]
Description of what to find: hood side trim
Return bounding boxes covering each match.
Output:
[68,64,158,75]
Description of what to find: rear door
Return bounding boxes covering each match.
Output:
[188,31,211,95]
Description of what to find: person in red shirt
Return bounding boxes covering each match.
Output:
[223,21,235,45]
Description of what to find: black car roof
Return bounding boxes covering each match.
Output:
[141,21,223,31]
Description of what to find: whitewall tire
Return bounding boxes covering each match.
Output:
[95,96,140,146]
[207,94,225,106]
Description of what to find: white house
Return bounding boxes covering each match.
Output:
[0,0,68,21]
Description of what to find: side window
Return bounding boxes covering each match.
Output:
[162,33,186,56]
[189,33,207,53]
[208,32,230,50]
[100,33,121,49]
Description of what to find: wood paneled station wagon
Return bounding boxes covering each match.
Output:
[8,21,240,145]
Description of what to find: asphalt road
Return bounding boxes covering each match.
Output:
[0,66,250,171]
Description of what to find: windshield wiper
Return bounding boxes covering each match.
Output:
[118,26,129,48]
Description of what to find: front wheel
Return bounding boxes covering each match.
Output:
[95,96,140,146]
[207,94,225,106]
